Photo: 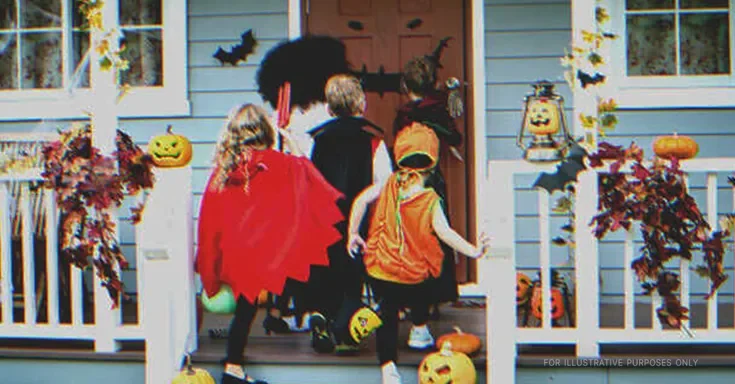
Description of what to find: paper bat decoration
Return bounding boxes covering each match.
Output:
[213,29,258,66]
[533,142,588,193]
[350,65,402,97]
[577,69,606,89]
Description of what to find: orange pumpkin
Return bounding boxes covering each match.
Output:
[435,326,482,356]
[171,355,215,384]
[530,286,565,320]
[652,133,698,160]
[516,272,533,305]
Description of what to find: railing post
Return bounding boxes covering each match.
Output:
[484,162,517,384]
[574,169,600,357]
[0,182,12,325]
[138,166,195,384]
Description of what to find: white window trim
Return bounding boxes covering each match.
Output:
[604,0,735,109]
[0,0,190,121]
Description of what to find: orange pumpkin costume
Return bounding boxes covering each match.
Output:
[364,123,445,285]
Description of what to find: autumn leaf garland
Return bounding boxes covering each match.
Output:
[588,142,728,329]
[42,124,155,307]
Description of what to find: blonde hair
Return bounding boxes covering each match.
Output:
[211,103,275,190]
[325,74,365,117]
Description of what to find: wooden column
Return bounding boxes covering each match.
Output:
[89,0,121,353]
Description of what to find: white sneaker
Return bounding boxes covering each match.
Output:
[381,362,403,384]
[407,325,435,350]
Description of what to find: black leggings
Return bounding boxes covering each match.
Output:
[370,278,433,365]
[225,295,258,365]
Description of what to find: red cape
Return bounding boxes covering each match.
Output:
[195,149,343,304]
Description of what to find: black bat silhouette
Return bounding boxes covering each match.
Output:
[533,142,588,193]
[577,69,606,89]
[213,29,258,66]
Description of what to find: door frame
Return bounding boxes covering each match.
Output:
[288,0,488,297]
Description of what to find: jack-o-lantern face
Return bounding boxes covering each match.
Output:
[418,342,477,384]
[348,307,383,344]
[525,99,560,135]
[516,272,533,305]
[530,286,565,320]
[148,125,193,168]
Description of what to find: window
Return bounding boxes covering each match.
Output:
[0,0,188,121]
[607,0,735,108]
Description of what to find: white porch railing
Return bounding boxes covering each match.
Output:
[484,158,735,384]
[0,167,195,383]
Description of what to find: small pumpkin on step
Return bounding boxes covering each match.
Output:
[435,326,482,356]
[172,355,215,384]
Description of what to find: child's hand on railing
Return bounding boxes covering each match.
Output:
[347,232,367,259]
[474,233,491,259]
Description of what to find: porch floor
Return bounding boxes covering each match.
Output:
[3,302,735,367]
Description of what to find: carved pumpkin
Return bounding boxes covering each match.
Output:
[201,285,236,315]
[172,355,215,384]
[524,98,560,135]
[418,342,477,384]
[148,125,193,167]
[348,306,383,344]
[652,133,698,160]
[516,272,533,305]
[530,286,565,320]
[435,326,482,356]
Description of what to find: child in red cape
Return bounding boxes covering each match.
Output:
[195,103,343,384]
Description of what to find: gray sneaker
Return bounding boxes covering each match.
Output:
[407,325,435,350]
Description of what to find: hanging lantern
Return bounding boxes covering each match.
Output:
[516,80,574,162]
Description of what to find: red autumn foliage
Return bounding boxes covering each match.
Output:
[42,124,156,307]
[588,141,728,328]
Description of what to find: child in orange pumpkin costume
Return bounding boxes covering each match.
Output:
[347,123,490,384]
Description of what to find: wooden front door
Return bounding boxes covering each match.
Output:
[304,0,474,283]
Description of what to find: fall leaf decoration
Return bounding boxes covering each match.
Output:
[588,141,729,328]
[78,0,129,75]
[41,124,155,307]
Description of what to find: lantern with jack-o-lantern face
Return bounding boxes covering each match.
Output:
[517,80,573,162]
[418,341,477,384]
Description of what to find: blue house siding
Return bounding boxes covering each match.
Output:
[483,0,735,306]
[0,0,733,303]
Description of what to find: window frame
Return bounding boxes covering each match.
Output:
[0,0,189,121]
[605,0,735,109]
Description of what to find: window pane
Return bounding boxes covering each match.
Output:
[0,33,18,89]
[120,0,162,26]
[680,0,729,9]
[20,32,62,89]
[626,0,674,10]
[120,29,162,86]
[20,0,62,28]
[71,31,90,88]
[626,15,676,76]
[0,1,18,30]
[680,13,730,74]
